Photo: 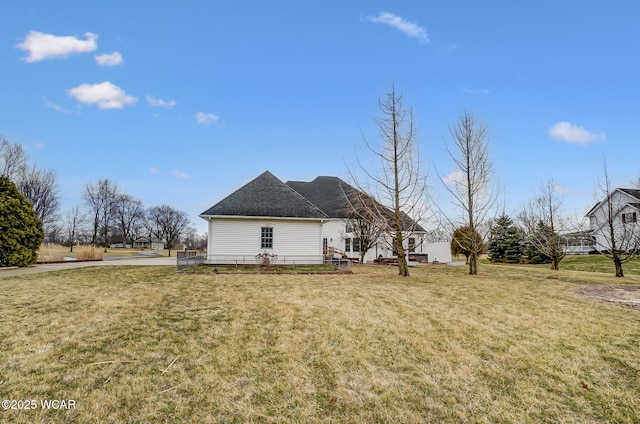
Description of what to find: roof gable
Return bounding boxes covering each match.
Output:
[286,176,356,218]
[200,171,328,219]
[286,176,426,232]
[619,188,640,200]
[586,187,640,217]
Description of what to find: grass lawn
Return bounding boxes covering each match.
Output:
[0,264,638,423]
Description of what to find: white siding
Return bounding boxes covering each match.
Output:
[206,217,322,259]
[589,190,640,252]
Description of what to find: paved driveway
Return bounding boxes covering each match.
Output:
[0,256,176,277]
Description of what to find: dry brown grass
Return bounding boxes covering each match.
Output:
[74,246,103,261]
[0,264,638,423]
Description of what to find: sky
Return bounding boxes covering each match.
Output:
[1,1,639,235]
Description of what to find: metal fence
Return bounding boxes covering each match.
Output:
[176,253,350,272]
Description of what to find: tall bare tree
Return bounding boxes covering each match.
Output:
[17,164,60,232]
[590,161,639,277]
[444,112,495,275]
[83,179,119,250]
[519,179,566,270]
[146,205,193,256]
[0,137,27,179]
[113,194,146,247]
[1,138,60,236]
[63,206,84,253]
[351,85,427,276]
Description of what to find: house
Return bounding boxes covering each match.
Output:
[199,171,328,264]
[200,171,451,264]
[586,188,640,252]
[133,237,165,250]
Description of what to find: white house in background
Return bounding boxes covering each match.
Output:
[200,171,452,264]
[586,188,640,252]
[133,237,164,250]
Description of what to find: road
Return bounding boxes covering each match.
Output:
[0,255,176,277]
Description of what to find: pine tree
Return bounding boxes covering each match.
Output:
[0,177,44,267]
[488,214,524,263]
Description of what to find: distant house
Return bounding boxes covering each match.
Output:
[200,171,451,263]
[133,237,164,250]
[586,188,640,252]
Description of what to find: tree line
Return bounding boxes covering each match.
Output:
[0,136,203,259]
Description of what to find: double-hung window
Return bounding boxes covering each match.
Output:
[622,212,637,224]
[261,227,273,249]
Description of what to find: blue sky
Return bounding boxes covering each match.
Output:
[2,1,639,234]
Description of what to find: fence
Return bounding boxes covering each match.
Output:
[176,253,350,272]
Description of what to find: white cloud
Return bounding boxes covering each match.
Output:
[442,170,465,186]
[95,51,123,67]
[147,96,176,108]
[67,82,137,109]
[42,97,71,114]
[195,112,219,126]
[16,31,98,62]
[548,121,605,144]
[149,167,161,175]
[553,184,570,194]
[366,12,430,44]
[172,170,190,179]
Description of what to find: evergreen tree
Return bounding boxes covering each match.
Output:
[0,177,43,267]
[523,221,554,264]
[488,214,524,263]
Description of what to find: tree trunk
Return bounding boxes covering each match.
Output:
[614,254,624,277]
[468,251,478,275]
[550,256,559,271]
[396,233,409,277]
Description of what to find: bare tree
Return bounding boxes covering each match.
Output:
[1,138,60,236]
[351,85,427,276]
[146,205,193,256]
[590,161,639,277]
[113,194,146,247]
[340,188,385,263]
[0,137,28,179]
[17,164,60,233]
[444,112,495,275]
[83,179,119,250]
[519,179,566,270]
[63,206,84,253]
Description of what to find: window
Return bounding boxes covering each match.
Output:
[622,212,637,224]
[261,227,273,249]
[323,238,328,250]
[408,238,416,253]
[345,238,351,252]
[352,238,360,252]
[345,224,354,233]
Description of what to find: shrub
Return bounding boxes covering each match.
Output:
[0,177,44,267]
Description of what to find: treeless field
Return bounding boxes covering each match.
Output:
[0,264,638,423]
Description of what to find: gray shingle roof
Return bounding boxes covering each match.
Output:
[200,171,328,219]
[286,176,356,218]
[619,188,640,200]
[286,176,426,232]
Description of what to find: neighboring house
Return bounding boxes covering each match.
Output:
[133,237,165,250]
[586,188,640,252]
[200,171,450,264]
[109,235,132,249]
